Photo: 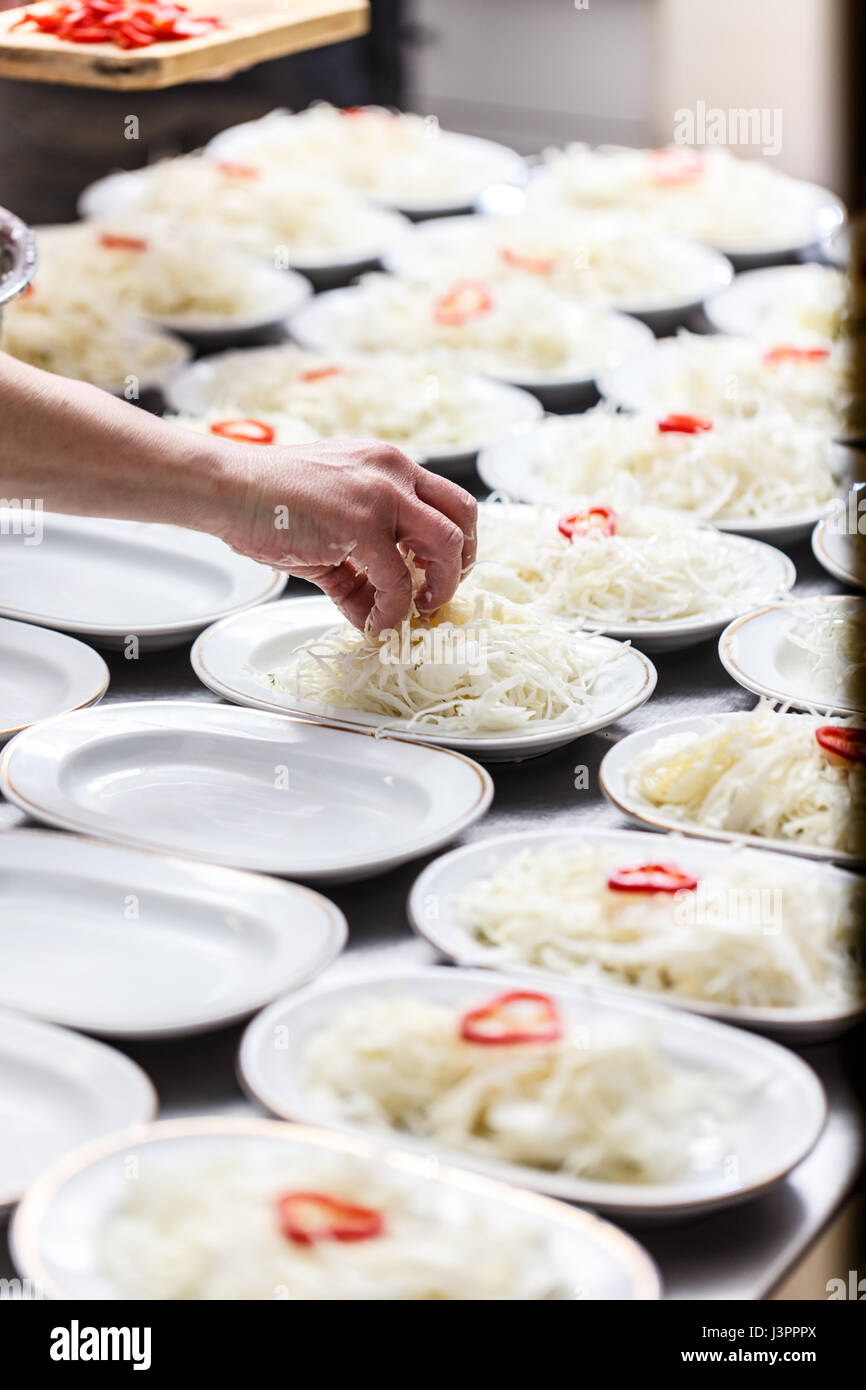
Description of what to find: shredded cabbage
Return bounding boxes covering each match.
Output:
[304,995,732,1183]
[782,598,866,697]
[626,702,866,853]
[451,842,863,1010]
[724,265,847,343]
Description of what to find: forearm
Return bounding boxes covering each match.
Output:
[0,351,236,533]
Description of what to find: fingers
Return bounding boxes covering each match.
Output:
[413,471,478,576]
[315,560,377,630]
[396,497,465,615]
[362,537,415,633]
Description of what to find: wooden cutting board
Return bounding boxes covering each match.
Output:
[0,0,369,90]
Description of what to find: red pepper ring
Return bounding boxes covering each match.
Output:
[607,862,699,894]
[459,990,563,1046]
[209,418,276,445]
[649,149,706,186]
[98,232,149,251]
[276,1192,385,1247]
[299,365,343,383]
[499,246,554,276]
[815,726,866,766]
[658,412,713,435]
[216,160,260,180]
[762,345,830,365]
[432,280,493,327]
[9,0,220,47]
[558,505,617,540]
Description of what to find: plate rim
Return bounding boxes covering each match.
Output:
[0,618,110,738]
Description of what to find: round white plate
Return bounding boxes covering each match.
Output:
[163,349,543,477]
[0,619,108,742]
[407,827,866,1042]
[719,596,866,716]
[812,509,866,590]
[190,595,657,762]
[0,1010,156,1209]
[0,510,286,650]
[287,287,654,409]
[238,967,827,1221]
[703,264,843,339]
[0,828,347,1038]
[599,710,861,867]
[383,216,733,333]
[0,700,493,882]
[477,419,843,548]
[150,263,311,350]
[10,1116,660,1300]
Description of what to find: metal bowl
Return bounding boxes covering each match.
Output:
[0,205,37,328]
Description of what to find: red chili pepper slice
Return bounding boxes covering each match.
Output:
[299,365,343,383]
[607,862,699,894]
[433,280,493,326]
[499,246,554,275]
[657,412,713,435]
[98,232,149,251]
[558,505,618,540]
[209,418,275,445]
[276,1192,385,1246]
[459,990,563,1046]
[762,345,830,365]
[815,726,866,766]
[8,0,220,47]
[217,160,259,180]
[649,149,705,186]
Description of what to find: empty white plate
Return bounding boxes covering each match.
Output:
[0,511,286,650]
[10,1117,660,1300]
[719,596,865,716]
[0,700,493,881]
[0,619,108,742]
[0,1010,156,1209]
[190,596,657,761]
[238,967,827,1221]
[812,510,866,591]
[0,829,347,1038]
[407,827,866,1041]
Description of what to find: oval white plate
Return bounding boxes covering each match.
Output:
[477,421,843,548]
[0,700,493,881]
[703,264,844,339]
[163,349,543,476]
[0,618,108,742]
[190,595,657,762]
[599,710,862,866]
[287,287,654,407]
[812,510,866,590]
[238,967,827,1221]
[0,510,285,650]
[719,596,866,716]
[0,828,347,1038]
[407,827,866,1041]
[0,1011,156,1209]
[383,216,733,332]
[10,1116,660,1300]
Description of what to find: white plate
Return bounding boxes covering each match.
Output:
[163,349,543,477]
[407,828,866,1042]
[238,967,827,1221]
[0,1010,156,1209]
[150,263,311,351]
[383,216,733,333]
[812,509,866,590]
[190,596,657,762]
[477,419,843,548]
[600,710,862,866]
[0,619,108,742]
[0,700,493,882]
[703,264,843,339]
[287,287,655,410]
[10,1116,660,1300]
[719,596,866,716]
[0,511,286,650]
[0,828,347,1038]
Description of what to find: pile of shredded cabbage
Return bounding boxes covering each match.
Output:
[208,105,515,206]
[100,1151,566,1300]
[782,598,866,698]
[168,413,318,447]
[451,841,863,1010]
[304,996,731,1183]
[619,332,848,431]
[305,272,639,378]
[532,145,831,249]
[270,591,619,733]
[512,409,838,522]
[170,348,528,456]
[466,501,775,626]
[738,265,847,344]
[626,702,865,853]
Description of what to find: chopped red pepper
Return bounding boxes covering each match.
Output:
[499,246,554,276]
[607,862,699,894]
[815,726,866,766]
[558,505,618,540]
[216,160,259,180]
[98,232,149,251]
[19,284,35,299]
[459,990,563,1046]
[9,0,221,47]
[276,1192,385,1246]
[433,281,493,327]
[209,418,275,445]
[649,149,706,186]
[658,412,713,435]
[299,365,343,383]
[762,345,830,365]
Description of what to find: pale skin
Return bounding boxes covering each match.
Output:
[0,351,477,631]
